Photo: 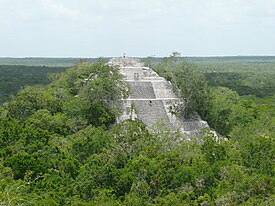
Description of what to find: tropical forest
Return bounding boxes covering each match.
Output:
[0,55,274,205]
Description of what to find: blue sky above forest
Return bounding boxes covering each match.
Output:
[0,0,275,57]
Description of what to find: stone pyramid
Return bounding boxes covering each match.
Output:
[109,57,209,135]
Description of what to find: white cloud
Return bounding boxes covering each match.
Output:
[0,0,275,56]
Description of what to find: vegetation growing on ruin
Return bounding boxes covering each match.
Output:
[0,58,274,205]
[151,54,275,136]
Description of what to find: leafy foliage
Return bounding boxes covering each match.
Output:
[153,53,210,118]
[0,65,67,105]
[0,58,274,205]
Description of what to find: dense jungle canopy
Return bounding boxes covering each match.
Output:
[0,58,274,205]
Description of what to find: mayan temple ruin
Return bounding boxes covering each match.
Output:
[108,57,209,135]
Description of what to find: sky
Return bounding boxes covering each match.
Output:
[0,0,275,57]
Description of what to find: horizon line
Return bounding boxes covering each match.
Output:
[1,55,275,58]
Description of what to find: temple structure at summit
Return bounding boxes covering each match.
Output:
[108,57,209,135]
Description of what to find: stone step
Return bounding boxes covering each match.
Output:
[134,100,170,126]
[151,81,176,99]
[128,81,156,99]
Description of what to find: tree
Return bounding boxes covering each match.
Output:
[59,61,129,127]
[152,53,210,118]
[206,86,240,135]
[172,61,210,118]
